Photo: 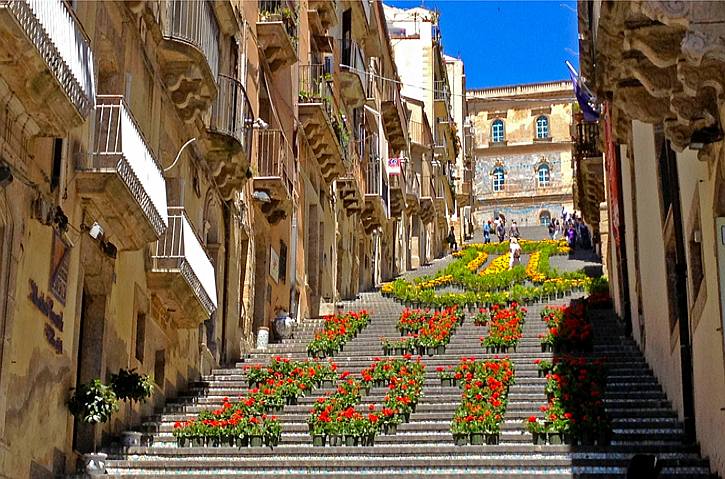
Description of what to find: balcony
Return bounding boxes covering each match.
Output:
[148,207,218,328]
[206,74,253,198]
[388,166,406,217]
[0,0,94,135]
[336,159,363,214]
[381,80,407,152]
[405,171,421,213]
[575,120,601,158]
[337,39,367,108]
[77,96,168,251]
[257,0,298,72]
[253,129,294,224]
[307,0,337,34]
[158,0,220,122]
[409,120,431,148]
[434,79,451,116]
[298,64,344,184]
[362,156,387,233]
[419,177,436,224]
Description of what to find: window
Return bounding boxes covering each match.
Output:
[491,119,505,143]
[279,240,287,283]
[536,115,549,139]
[492,166,505,192]
[537,164,550,187]
[134,313,145,363]
[154,349,165,387]
[539,211,551,225]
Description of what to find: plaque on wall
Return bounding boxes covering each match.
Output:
[49,229,70,305]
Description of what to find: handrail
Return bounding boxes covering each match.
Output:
[299,64,333,118]
[255,128,293,195]
[258,0,298,46]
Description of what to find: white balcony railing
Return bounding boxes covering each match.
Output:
[2,0,95,116]
[152,207,218,315]
[92,95,168,235]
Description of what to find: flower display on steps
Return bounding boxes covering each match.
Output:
[381,306,463,356]
[173,357,338,447]
[307,310,370,358]
[308,358,425,446]
[539,302,593,352]
[526,355,610,446]
[450,358,515,445]
[480,253,510,276]
[380,240,590,308]
[478,302,526,353]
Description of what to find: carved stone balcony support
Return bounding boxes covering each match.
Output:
[205,74,253,197]
[148,207,218,328]
[0,0,94,134]
[77,96,168,251]
[298,64,345,184]
[158,0,220,122]
[381,81,408,152]
[307,0,337,34]
[388,170,406,218]
[337,39,367,108]
[405,172,421,214]
[257,0,298,72]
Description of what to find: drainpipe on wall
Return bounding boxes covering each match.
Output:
[289,209,298,319]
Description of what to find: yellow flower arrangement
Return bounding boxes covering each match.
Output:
[419,274,454,289]
[466,251,488,273]
[480,254,510,276]
[526,251,546,283]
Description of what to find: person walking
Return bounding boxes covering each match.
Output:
[547,221,556,240]
[509,237,522,270]
[483,221,491,244]
[447,226,458,252]
[509,220,520,239]
[496,222,506,243]
[567,224,576,250]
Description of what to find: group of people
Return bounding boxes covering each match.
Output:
[482,215,520,244]
[549,207,591,251]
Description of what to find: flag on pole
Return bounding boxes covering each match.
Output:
[565,61,600,121]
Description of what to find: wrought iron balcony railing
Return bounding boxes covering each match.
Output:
[256,128,294,197]
[90,95,168,236]
[1,0,95,117]
[258,0,297,46]
[151,207,218,315]
[163,0,219,79]
[210,74,253,154]
[575,120,601,158]
[299,63,333,117]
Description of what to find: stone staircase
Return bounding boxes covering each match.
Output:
[104,289,714,478]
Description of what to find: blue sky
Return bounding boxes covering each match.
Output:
[385,1,579,89]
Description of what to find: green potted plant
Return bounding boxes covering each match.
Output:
[68,379,119,425]
[109,368,153,403]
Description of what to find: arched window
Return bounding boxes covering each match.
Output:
[539,210,551,225]
[491,119,505,143]
[536,115,549,139]
[492,166,505,192]
[537,163,550,187]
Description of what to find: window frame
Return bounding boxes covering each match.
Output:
[491,119,505,143]
[492,166,505,192]
[535,115,549,139]
[537,163,551,187]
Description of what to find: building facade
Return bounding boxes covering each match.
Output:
[576,1,725,476]
[467,81,575,228]
[0,0,461,476]
[384,4,459,261]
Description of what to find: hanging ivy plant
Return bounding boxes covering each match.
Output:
[68,379,119,424]
[109,368,154,403]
